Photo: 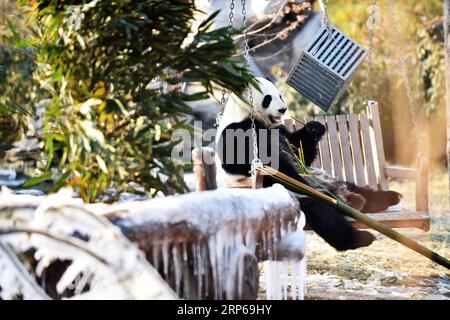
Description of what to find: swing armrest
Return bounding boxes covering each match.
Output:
[384,166,416,180]
[384,153,429,213]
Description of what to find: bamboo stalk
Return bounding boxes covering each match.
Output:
[289,114,307,126]
[258,167,450,269]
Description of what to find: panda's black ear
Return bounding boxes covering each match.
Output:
[262,95,272,109]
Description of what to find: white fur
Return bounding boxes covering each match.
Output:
[217,77,287,138]
[216,77,287,186]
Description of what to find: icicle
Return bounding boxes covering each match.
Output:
[152,244,160,271]
[196,241,203,299]
[181,242,192,299]
[182,242,188,262]
[264,261,282,300]
[289,257,307,300]
[281,263,288,300]
[172,243,182,296]
[207,235,217,299]
[162,237,170,284]
[202,241,209,298]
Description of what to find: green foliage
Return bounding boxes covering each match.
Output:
[0,44,37,157]
[418,20,445,117]
[21,0,255,202]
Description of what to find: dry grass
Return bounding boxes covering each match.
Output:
[304,166,450,300]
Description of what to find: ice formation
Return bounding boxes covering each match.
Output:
[0,184,307,300]
[114,184,308,300]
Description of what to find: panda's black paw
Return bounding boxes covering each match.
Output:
[352,230,376,249]
[386,190,403,206]
[306,121,326,140]
[333,230,376,251]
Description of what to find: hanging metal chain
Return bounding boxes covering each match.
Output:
[388,0,422,145]
[241,0,262,180]
[317,0,331,28]
[317,0,338,55]
[318,0,333,37]
[215,0,235,127]
[363,0,377,104]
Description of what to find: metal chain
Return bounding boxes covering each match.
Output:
[363,0,377,104]
[388,0,422,145]
[241,0,262,179]
[317,0,338,57]
[215,0,235,127]
[318,0,334,38]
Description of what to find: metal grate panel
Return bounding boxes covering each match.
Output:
[287,26,367,111]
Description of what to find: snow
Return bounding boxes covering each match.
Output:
[0,184,307,300]
[0,188,177,300]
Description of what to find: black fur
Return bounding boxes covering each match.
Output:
[262,95,272,109]
[286,121,326,166]
[217,119,376,251]
[346,185,402,212]
[290,121,402,213]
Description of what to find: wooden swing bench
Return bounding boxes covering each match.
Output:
[193,101,430,231]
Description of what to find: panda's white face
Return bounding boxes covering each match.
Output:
[250,77,287,128]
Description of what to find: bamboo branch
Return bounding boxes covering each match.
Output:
[258,166,450,270]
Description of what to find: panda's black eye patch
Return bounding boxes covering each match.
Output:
[279,94,284,103]
[262,95,272,109]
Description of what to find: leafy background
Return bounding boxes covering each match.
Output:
[0,0,448,200]
[1,0,255,202]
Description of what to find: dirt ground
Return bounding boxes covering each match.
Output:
[262,166,450,300]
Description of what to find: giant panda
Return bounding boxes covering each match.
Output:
[216,77,402,251]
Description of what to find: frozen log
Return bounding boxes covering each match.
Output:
[108,184,301,252]
[107,184,305,299]
[0,185,307,300]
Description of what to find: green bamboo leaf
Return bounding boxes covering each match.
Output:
[23,172,53,188]
[198,11,220,29]
[50,171,71,193]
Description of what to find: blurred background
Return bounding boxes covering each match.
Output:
[0,0,447,187]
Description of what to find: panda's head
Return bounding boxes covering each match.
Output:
[250,77,287,128]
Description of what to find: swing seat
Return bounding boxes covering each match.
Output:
[282,101,430,231]
[192,101,430,231]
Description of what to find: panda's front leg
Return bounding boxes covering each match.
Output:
[286,121,326,167]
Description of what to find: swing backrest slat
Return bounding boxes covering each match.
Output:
[359,113,378,190]
[316,116,333,173]
[348,114,367,187]
[367,102,389,190]
[337,115,356,184]
[288,102,389,191]
[326,116,344,180]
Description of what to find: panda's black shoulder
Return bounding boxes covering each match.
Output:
[221,118,272,133]
[221,118,253,131]
[276,124,290,135]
